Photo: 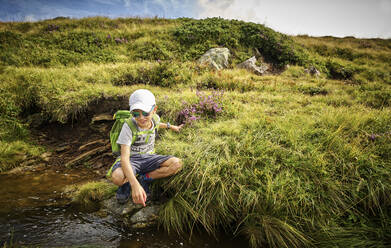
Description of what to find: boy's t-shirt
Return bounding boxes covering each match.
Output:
[116,115,160,155]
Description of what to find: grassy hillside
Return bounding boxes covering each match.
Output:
[0,17,390,247]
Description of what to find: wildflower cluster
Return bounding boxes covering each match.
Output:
[45,24,60,32]
[177,90,224,125]
[106,35,128,44]
[368,131,391,141]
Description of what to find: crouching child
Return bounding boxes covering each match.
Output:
[107,89,183,206]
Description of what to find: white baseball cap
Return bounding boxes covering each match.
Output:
[129,89,156,112]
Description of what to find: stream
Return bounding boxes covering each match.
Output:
[0,165,248,247]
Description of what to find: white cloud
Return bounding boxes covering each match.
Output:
[195,0,391,38]
[197,0,263,22]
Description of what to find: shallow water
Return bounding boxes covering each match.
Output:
[0,166,248,247]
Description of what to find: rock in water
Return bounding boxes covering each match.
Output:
[198,48,230,70]
[129,205,160,228]
[102,196,161,228]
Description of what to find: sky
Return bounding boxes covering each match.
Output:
[0,0,390,38]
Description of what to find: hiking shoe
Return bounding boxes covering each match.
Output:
[116,182,130,204]
[138,174,152,195]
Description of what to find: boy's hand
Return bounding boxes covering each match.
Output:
[131,183,146,207]
[171,124,184,132]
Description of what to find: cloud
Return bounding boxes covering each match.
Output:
[197,0,263,22]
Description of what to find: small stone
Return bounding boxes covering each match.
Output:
[41,152,52,162]
[56,146,70,153]
[91,113,113,124]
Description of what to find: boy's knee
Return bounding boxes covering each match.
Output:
[111,168,125,186]
[170,157,182,174]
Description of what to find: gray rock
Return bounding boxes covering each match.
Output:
[304,66,321,77]
[102,196,161,228]
[198,48,230,70]
[102,196,142,217]
[237,56,269,75]
[130,205,160,228]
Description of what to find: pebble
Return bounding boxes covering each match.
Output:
[28,196,40,200]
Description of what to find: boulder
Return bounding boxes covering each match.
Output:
[236,56,269,75]
[198,48,230,70]
[304,66,321,77]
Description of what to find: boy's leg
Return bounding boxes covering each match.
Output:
[138,156,182,201]
[147,157,182,179]
[111,166,128,186]
[111,160,138,204]
[111,155,182,203]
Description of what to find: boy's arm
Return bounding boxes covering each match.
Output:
[120,144,146,206]
[159,122,184,132]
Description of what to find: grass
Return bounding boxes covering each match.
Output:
[0,16,390,248]
[68,181,117,206]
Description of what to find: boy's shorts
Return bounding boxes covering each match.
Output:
[109,153,172,176]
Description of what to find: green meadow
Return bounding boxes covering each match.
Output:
[0,17,390,247]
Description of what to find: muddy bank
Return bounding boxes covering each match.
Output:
[28,96,129,175]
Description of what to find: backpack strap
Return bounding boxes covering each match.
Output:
[145,114,160,143]
[124,114,159,145]
[124,118,138,146]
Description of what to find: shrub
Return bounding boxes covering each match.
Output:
[112,61,189,87]
[326,60,355,80]
[129,39,174,60]
[174,18,310,67]
[334,47,357,61]
[298,85,328,96]
[358,84,391,108]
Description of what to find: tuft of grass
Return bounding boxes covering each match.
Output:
[69,181,117,206]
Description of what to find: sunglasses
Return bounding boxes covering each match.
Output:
[131,105,155,118]
[132,110,151,118]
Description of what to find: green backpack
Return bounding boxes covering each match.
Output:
[109,110,160,156]
[107,110,160,178]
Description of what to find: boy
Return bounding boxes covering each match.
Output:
[109,89,183,206]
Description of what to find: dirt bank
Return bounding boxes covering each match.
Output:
[30,96,129,176]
